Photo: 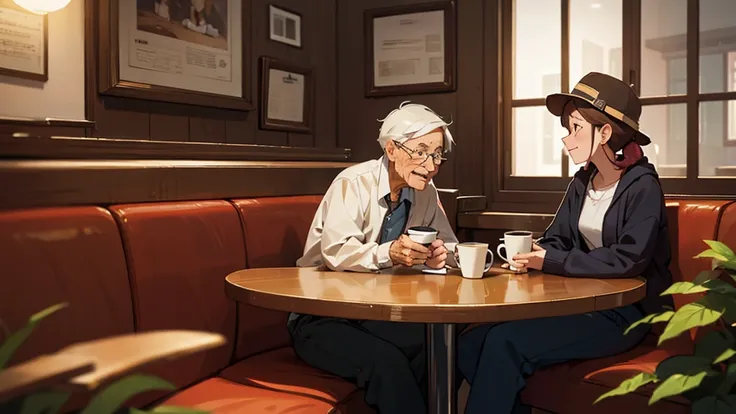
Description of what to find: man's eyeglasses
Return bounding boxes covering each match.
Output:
[393,141,447,166]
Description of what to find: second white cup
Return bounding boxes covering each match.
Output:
[497,230,533,271]
[454,242,494,279]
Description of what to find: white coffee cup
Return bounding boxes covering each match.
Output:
[453,242,494,279]
[497,230,533,271]
[407,226,437,247]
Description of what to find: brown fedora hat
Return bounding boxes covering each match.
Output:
[546,72,651,150]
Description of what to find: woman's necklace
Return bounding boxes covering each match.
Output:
[588,173,618,205]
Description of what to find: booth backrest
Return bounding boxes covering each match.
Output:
[0,207,136,410]
[108,201,244,390]
[718,202,736,250]
[230,195,323,360]
[0,207,135,363]
[664,199,736,343]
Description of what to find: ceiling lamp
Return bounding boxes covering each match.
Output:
[13,0,71,15]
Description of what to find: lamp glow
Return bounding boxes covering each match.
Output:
[13,0,71,15]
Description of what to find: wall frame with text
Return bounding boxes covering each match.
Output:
[259,56,313,134]
[94,0,254,111]
[0,0,48,82]
[364,1,456,97]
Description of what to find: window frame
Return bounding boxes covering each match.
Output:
[490,0,736,212]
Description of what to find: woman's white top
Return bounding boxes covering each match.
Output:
[578,178,619,250]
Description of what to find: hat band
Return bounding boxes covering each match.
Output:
[571,82,640,131]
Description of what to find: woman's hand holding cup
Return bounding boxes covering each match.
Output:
[425,239,447,269]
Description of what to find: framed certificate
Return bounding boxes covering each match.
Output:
[0,0,48,82]
[364,1,456,97]
[259,56,313,133]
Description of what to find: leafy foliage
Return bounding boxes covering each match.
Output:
[596,240,736,412]
[0,303,209,414]
[0,302,68,370]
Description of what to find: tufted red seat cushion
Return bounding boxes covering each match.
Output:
[220,347,358,405]
[159,377,335,413]
[108,201,245,400]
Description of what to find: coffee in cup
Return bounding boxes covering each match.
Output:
[453,242,494,279]
[407,226,437,247]
[497,230,533,272]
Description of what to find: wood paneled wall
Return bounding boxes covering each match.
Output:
[336,0,487,196]
[84,0,337,148]
[3,0,490,199]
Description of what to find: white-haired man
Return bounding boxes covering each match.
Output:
[289,102,459,414]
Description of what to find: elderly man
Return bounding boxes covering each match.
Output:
[289,102,459,413]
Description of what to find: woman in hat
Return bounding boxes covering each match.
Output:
[457,72,674,414]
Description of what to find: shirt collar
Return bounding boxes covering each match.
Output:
[377,155,414,206]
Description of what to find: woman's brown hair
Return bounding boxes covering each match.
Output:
[561,100,643,169]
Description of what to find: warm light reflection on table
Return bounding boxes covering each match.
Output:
[225,266,646,324]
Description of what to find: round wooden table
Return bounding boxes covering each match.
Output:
[225,266,646,414]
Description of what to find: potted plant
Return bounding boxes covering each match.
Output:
[595,240,736,413]
[0,303,210,414]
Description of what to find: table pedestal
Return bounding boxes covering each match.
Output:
[426,323,457,414]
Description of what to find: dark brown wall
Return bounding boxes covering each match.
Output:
[86,0,337,149]
[336,0,486,195]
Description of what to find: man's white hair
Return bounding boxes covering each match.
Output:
[377,101,455,152]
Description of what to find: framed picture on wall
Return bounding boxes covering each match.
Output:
[268,4,301,48]
[0,0,48,82]
[727,51,736,146]
[94,0,253,111]
[259,56,313,133]
[364,1,456,97]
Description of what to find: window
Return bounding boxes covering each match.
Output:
[727,51,736,146]
[507,0,622,181]
[497,0,736,202]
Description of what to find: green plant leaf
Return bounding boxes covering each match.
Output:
[649,371,709,404]
[659,302,725,345]
[695,330,736,362]
[81,374,175,414]
[130,407,209,414]
[655,355,714,378]
[703,279,736,295]
[696,250,730,262]
[722,260,736,272]
[661,279,736,296]
[693,270,726,285]
[706,292,736,325]
[0,302,68,370]
[692,395,736,414]
[715,363,736,396]
[18,391,70,414]
[713,349,736,364]
[624,311,674,335]
[702,240,736,262]
[593,372,658,404]
[661,281,710,295]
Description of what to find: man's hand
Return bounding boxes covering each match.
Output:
[389,235,430,267]
[501,243,546,272]
[425,239,448,269]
